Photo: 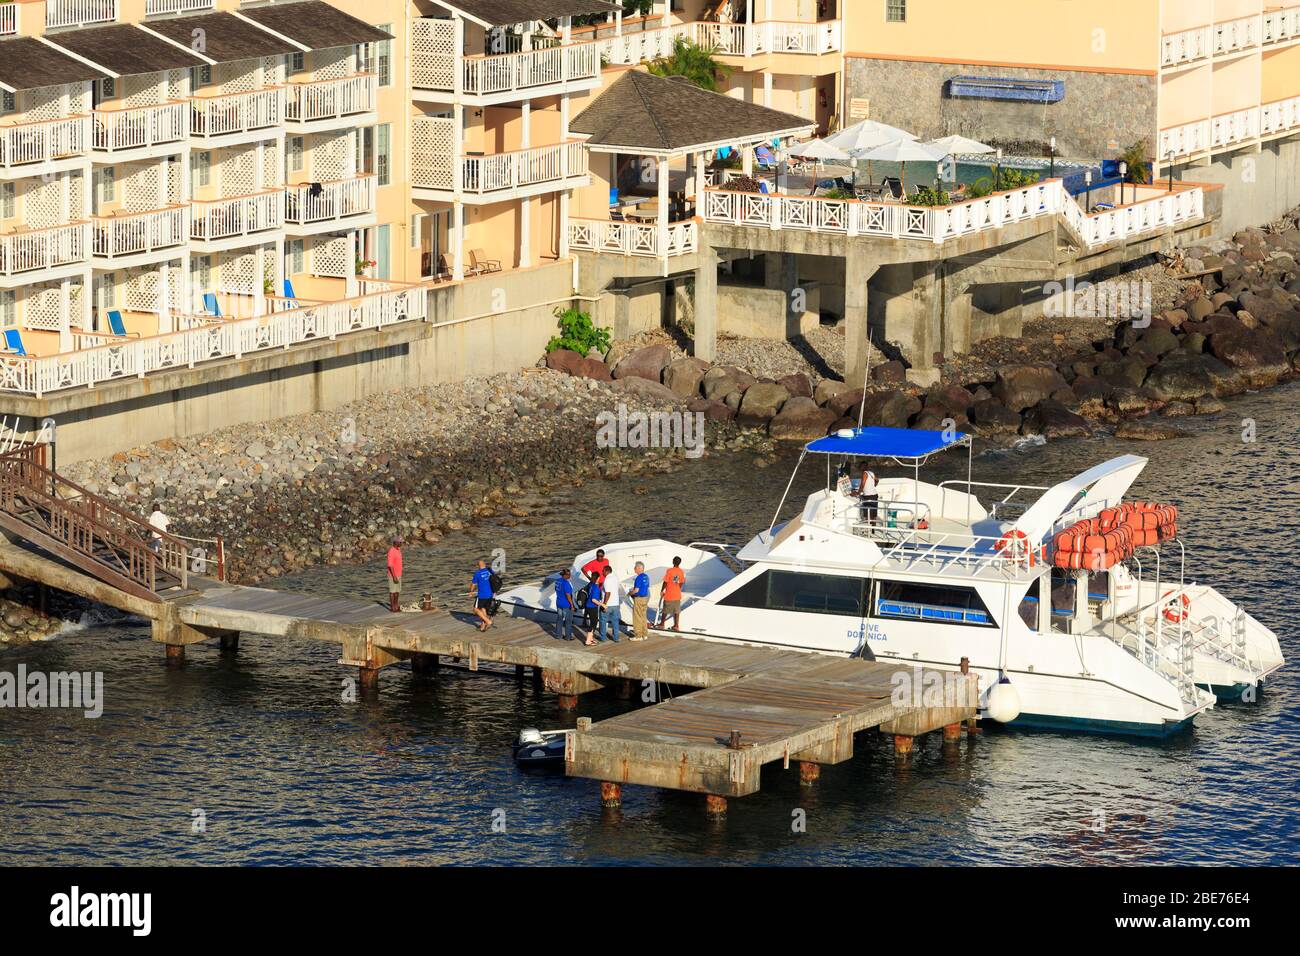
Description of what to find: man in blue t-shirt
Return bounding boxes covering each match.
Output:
[629,561,652,642]
[582,571,603,647]
[470,558,495,632]
[554,568,575,641]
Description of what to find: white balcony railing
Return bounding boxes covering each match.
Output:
[700,180,1206,251]
[190,190,283,242]
[1158,118,1211,160]
[92,206,189,259]
[1212,14,1261,56]
[461,141,588,193]
[0,115,90,169]
[1,3,19,36]
[145,0,214,14]
[696,19,842,56]
[1160,96,1300,160]
[0,283,428,398]
[190,88,283,140]
[1160,25,1212,67]
[0,222,90,277]
[463,43,600,95]
[284,175,376,226]
[45,0,117,29]
[1263,7,1300,45]
[1210,106,1259,149]
[567,218,697,258]
[285,73,376,125]
[593,22,694,64]
[1261,95,1300,137]
[92,102,189,154]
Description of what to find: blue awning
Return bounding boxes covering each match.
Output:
[948,76,1065,104]
[805,426,969,461]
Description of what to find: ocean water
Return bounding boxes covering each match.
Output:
[1,384,1297,865]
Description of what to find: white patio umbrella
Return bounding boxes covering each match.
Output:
[826,120,919,189]
[788,139,851,195]
[925,134,995,156]
[855,138,945,197]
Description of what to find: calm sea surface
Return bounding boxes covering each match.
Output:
[2,384,1297,865]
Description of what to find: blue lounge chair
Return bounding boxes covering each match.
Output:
[3,328,26,356]
[202,293,222,317]
[282,279,298,301]
[755,146,777,169]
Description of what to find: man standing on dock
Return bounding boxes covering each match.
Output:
[599,571,622,643]
[630,562,651,642]
[582,549,612,584]
[386,538,403,612]
[471,558,495,632]
[554,569,575,641]
[661,557,686,631]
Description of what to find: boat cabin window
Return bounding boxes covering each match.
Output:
[1017,577,1040,629]
[719,570,865,616]
[874,580,997,628]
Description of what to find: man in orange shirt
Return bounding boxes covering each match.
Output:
[660,556,686,631]
[386,537,404,612]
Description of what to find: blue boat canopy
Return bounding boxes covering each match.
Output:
[805,426,969,462]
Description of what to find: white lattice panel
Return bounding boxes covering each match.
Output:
[222,148,256,197]
[313,132,348,182]
[311,235,349,277]
[411,116,455,189]
[70,84,91,114]
[124,75,161,108]
[262,57,284,85]
[262,142,280,188]
[21,86,63,122]
[219,252,256,294]
[125,163,162,211]
[70,279,85,325]
[23,178,61,228]
[167,71,185,101]
[24,286,62,331]
[166,160,181,204]
[69,171,85,220]
[219,63,257,95]
[412,18,455,89]
[313,49,349,80]
[262,245,274,283]
[126,269,162,313]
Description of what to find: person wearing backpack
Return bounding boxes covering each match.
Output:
[581,570,603,646]
[470,558,495,632]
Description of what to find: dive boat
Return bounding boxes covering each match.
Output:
[499,427,1283,737]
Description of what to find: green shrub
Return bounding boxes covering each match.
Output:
[546,307,610,356]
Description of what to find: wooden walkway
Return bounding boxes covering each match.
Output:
[166,584,977,803]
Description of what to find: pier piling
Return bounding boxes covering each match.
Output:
[164,644,184,663]
[893,734,915,757]
[219,633,240,653]
[600,782,622,808]
[798,761,820,786]
[705,795,728,818]
[943,723,962,742]
[411,653,439,678]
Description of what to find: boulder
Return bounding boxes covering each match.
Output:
[574,357,612,382]
[736,382,791,427]
[1021,400,1090,439]
[611,375,681,404]
[612,344,674,382]
[687,398,735,422]
[1097,354,1149,389]
[860,389,922,429]
[662,357,710,399]
[870,360,907,384]
[992,364,1070,412]
[971,398,1022,434]
[827,388,866,418]
[911,407,969,432]
[545,348,584,375]
[768,397,838,441]
[1142,353,1218,402]
[814,379,853,407]
[1208,328,1289,381]
[701,367,740,401]
[924,383,975,417]
[1137,327,1180,356]
[778,372,814,399]
[1115,419,1186,441]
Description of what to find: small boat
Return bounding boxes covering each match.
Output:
[512,728,568,766]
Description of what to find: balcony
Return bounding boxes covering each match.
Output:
[190,190,283,250]
[1263,8,1300,46]
[0,222,91,286]
[568,217,698,260]
[411,19,601,104]
[0,115,91,177]
[91,206,189,265]
[45,0,117,29]
[190,88,283,146]
[284,175,376,235]
[284,73,377,134]
[411,124,589,202]
[92,102,189,159]
[144,0,214,14]
[696,19,842,57]
[1,3,18,36]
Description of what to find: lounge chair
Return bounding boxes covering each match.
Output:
[435,254,454,280]
[282,279,298,301]
[3,328,26,356]
[881,177,904,201]
[755,146,777,170]
[201,293,222,317]
[106,310,139,338]
[469,249,501,275]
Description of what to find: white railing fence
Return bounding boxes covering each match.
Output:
[0,3,18,36]
[284,176,376,225]
[0,284,429,398]
[92,207,188,258]
[0,222,90,276]
[190,88,283,138]
[45,0,116,29]
[1160,96,1300,160]
[462,141,588,192]
[0,115,89,168]
[145,0,213,14]
[191,190,283,241]
[93,102,189,153]
[567,218,698,258]
[285,73,376,123]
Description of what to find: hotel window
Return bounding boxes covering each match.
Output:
[195,255,212,293]
[288,238,304,275]
[375,224,391,279]
[93,78,115,108]
[290,52,305,75]
[288,136,304,174]
[0,291,15,328]
[376,123,391,186]
[410,213,424,249]
[886,0,907,22]
[192,151,211,188]
[190,65,212,92]
[377,26,392,87]
[95,167,116,207]
[0,91,14,115]
[1,182,14,219]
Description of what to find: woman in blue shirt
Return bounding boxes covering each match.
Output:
[582,571,603,647]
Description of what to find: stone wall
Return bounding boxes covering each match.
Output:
[844,56,1158,159]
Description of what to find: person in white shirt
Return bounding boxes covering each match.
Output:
[859,468,878,525]
[598,572,622,643]
[148,502,170,553]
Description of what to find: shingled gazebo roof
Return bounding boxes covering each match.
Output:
[571,70,815,156]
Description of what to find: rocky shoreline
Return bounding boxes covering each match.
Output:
[5,208,1299,645]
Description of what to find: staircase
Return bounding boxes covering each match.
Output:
[0,441,201,603]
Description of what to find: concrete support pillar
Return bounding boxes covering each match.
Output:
[943,723,962,742]
[893,734,915,757]
[764,252,803,339]
[519,100,532,268]
[945,284,974,358]
[219,632,239,653]
[357,666,380,693]
[656,154,669,262]
[693,246,718,362]
[600,782,622,808]
[909,264,942,376]
[705,794,728,817]
[843,244,872,390]
[165,644,184,663]
[798,761,820,786]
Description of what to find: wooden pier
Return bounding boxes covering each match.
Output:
[0,441,979,814]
